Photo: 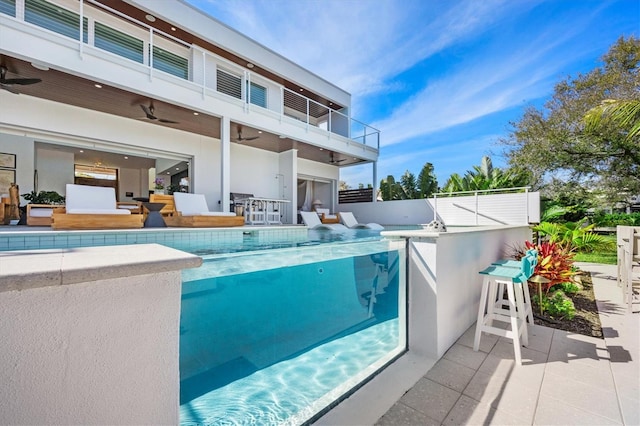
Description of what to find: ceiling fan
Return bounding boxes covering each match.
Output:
[0,65,42,94]
[329,152,347,164]
[139,103,179,124]
[233,126,259,142]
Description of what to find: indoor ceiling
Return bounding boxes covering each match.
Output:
[1,55,364,167]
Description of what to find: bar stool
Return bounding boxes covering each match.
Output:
[473,256,535,365]
[490,249,537,324]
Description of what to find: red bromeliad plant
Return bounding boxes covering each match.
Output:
[525,240,575,292]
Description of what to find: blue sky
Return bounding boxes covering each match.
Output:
[186,0,638,188]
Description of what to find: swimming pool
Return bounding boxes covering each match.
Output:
[180,238,407,425]
[0,226,407,424]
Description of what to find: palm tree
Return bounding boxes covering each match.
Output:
[584,99,640,142]
[442,156,529,192]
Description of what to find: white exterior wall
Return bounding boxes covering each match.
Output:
[338,199,435,225]
[0,244,202,425]
[230,144,281,198]
[0,133,35,199]
[338,192,541,226]
[0,93,224,208]
[35,147,74,195]
[404,226,532,358]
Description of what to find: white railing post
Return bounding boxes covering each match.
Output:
[433,193,438,221]
[306,97,310,130]
[475,191,479,225]
[201,50,206,99]
[148,28,154,81]
[280,86,284,122]
[525,187,529,224]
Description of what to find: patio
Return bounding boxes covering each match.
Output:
[372,263,639,426]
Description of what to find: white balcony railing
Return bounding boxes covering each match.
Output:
[2,0,380,150]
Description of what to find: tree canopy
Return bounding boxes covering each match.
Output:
[442,156,530,192]
[501,36,640,205]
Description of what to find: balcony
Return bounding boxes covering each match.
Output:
[0,0,379,153]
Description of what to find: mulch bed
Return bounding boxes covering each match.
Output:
[531,272,603,338]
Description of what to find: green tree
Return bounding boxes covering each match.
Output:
[379,175,406,200]
[442,156,530,192]
[400,170,418,199]
[417,162,438,198]
[501,36,640,204]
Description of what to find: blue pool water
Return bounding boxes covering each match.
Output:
[179,239,406,425]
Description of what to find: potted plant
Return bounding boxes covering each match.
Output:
[154,177,165,195]
[22,190,65,205]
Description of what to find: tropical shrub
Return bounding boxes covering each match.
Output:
[533,219,613,253]
[534,290,576,320]
[592,212,640,227]
[525,241,575,291]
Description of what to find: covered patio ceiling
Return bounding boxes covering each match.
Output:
[0,55,365,167]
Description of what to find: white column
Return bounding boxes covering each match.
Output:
[373,161,378,202]
[220,116,231,213]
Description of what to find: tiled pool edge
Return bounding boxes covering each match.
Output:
[0,225,307,251]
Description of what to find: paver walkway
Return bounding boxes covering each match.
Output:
[375,263,639,425]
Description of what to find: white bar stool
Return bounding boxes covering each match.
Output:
[473,256,535,365]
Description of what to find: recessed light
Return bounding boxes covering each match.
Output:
[279,135,287,139]
[175,167,180,170]
[124,156,129,159]
[79,150,84,153]
[170,27,176,31]
[247,63,254,69]
[193,112,199,115]
[299,88,304,92]
[94,83,102,88]
[166,171,170,174]
[319,148,324,151]
[258,131,263,134]
[145,14,156,22]
[329,102,333,105]
[31,62,49,71]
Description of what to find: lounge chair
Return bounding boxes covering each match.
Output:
[164,192,244,227]
[315,208,340,224]
[51,184,144,230]
[300,211,347,230]
[339,212,384,230]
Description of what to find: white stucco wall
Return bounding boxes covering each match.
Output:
[0,133,35,200]
[338,199,434,225]
[35,147,74,195]
[400,225,532,358]
[0,244,201,425]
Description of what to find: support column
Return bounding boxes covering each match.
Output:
[220,116,231,213]
[373,161,378,202]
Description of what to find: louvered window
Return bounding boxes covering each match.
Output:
[25,0,87,42]
[249,82,267,108]
[152,46,188,79]
[216,68,242,99]
[94,21,143,63]
[0,0,15,17]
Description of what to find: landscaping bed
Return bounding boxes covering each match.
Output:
[531,271,603,338]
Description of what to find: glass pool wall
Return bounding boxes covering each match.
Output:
[179,238,407,425]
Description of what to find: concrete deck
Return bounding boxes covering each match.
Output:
[375,263,639,426]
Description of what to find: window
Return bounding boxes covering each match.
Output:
[94,21,143,64]
[248,81,267,108]
[75,164,117,181]
[216,68,242,99]
[25,0,87,42]
[0,0,15,17]
[152,45,188,79]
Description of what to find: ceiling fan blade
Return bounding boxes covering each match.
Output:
[243,136,259,141]
[140,104,157,120]
[2,78,42,85]
[158,118,179,124]
[0,83,20,94]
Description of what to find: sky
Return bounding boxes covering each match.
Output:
[185,0,639,188]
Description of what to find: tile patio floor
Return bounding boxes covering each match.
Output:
[375,263,639,426]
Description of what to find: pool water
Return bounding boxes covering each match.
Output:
[179,239,406,425]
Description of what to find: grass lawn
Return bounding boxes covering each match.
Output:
[573,234,617,265]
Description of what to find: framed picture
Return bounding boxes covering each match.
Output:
[0,169,15,195]
[0,153,16,169]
